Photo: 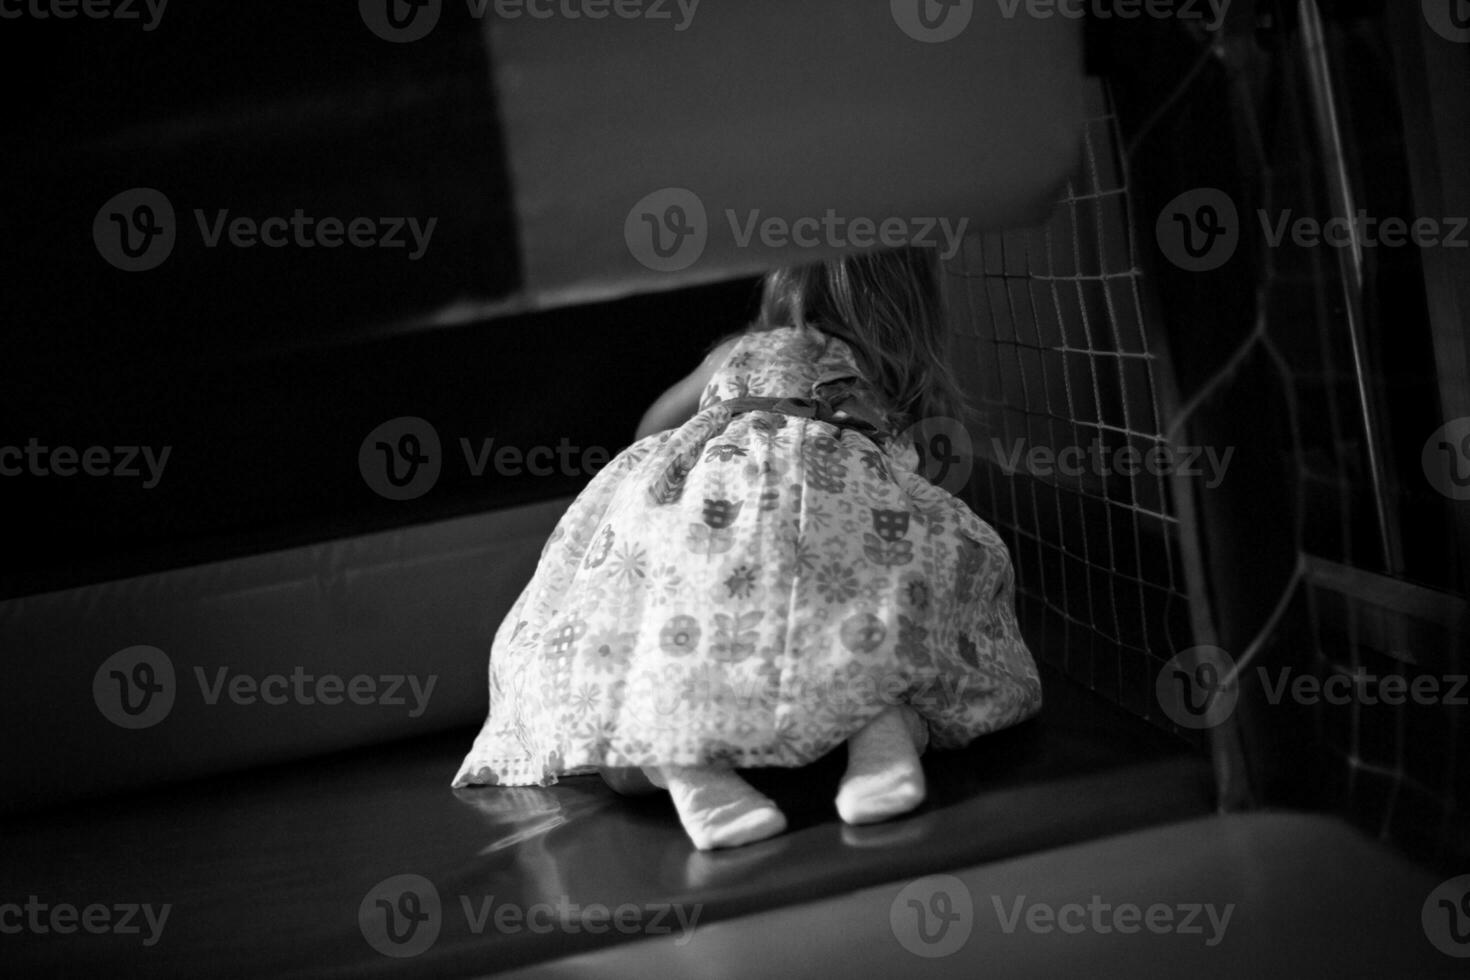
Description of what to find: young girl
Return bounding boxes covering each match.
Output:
[453,246,1041,849]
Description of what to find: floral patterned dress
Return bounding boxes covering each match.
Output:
[453,323,1041,788]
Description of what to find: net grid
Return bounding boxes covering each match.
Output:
[945,85,1199,734]
[942,28,1464,864]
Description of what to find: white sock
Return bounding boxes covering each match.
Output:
[835,706,928,825]
[646,765,788,850]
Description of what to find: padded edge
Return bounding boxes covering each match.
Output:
[0,497,571,814]
[499,812,1462,979]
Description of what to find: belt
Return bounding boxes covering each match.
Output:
[716,393,891,442]
[647,386,892,506]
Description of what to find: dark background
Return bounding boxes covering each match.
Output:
[0,5,759,598]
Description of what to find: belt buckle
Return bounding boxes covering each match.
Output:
[772,396,821,419]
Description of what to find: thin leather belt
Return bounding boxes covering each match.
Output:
[716,394,891,443]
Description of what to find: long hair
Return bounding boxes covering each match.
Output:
[753,247,969,431]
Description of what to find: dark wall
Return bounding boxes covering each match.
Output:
[0,3,761,597]
[1,278,759,600]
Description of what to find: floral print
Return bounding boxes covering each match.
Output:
[659,616,701,655]
[454,324,1041,788]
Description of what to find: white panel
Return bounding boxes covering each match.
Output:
[489,0,1086,306]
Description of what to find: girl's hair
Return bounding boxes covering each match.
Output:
[753,246,969,431]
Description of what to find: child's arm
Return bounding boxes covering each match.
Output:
[634,333,743,440]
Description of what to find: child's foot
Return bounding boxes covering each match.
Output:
[836,705,928,825]
[647,765,788,850]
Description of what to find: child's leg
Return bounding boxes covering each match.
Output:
[645,764,787,850]
[836,705,928,825]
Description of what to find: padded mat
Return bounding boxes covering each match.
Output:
[0,498,572,815]
[503,812,1459,979]
[1,671,1211,977]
